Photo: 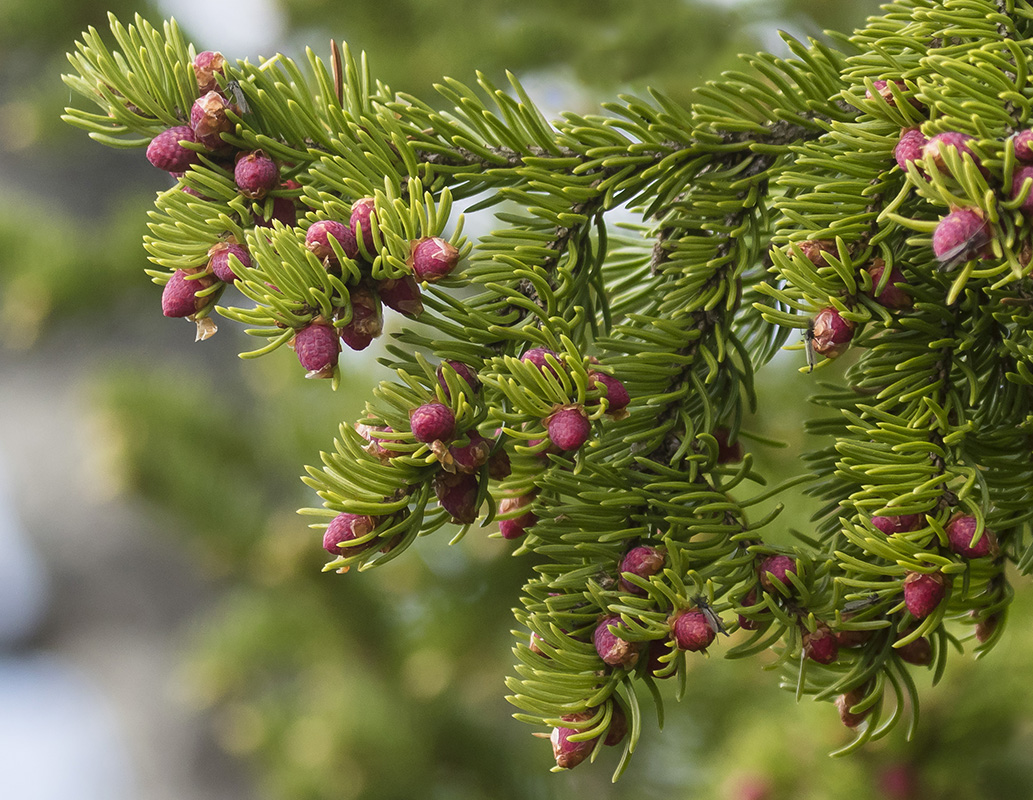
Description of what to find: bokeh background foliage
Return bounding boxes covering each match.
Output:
[6,0,1033,797]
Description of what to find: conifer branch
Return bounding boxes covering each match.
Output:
[60,0,1033,777]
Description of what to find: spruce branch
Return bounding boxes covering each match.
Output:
[60,0,1033,778]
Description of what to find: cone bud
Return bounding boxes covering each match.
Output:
[795,239,836,266]
[923,131,978,175]
[323,512,377,557]
[866,259,912,310]
[902,572,946,619]
[836,686,873,728]
[546,406,590,451]
[618,545,665,595]
[811,307,854,357]
[593,615,640,668]
[161,269,213,318]
[550,713,594,770]
[498,493,537,540]
[802,623,839,664]
[895,127,927,172]
[871,513,922,535]
[758,555,797,593]
[945,513,995,559]
[448,431,491,474]
[436,360,480,399]
[896,633,932,666]
[234,150,279,199]
[432,471,480,523]
[189,90,236,150]
[293,321,339,378]
[410,402,456,443]
[192,50,226,94]
[588,371,630,413]
[378,275,424,316]
[521,347,562,378]
[146,126,201,172]
[410,236,459,282]
[306,219,357,263]
[349,197,378,257]
[1013,129,1033,163]
[208,241,250,283]
[670,608,716,652]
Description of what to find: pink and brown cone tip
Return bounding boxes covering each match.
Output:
[895,127,928,173]
[208,241,250,283]
[758,554,797,594]
[306,219,358,263]
[349,197,378,257]
[355,423,395,461]
[234,150,279,199]
[161,269,213,318]
[1013,129,1033,163]
[521,346,563,378]
[618,545,665,595]
[903,572,947,619]
[410,236,460,282]
[670,608,716,652]
[337,286,382,351]
[974,611,1002,644]
[811,307,855,357]
[550,713,595,770]
[446,431,492,474]
[646,639,674,677]
[866,79,920,108]
[836,686,873,729]
[933,208,992,264]
[834,622,873,649]
[896,633,932,666]
[147,126,202,173]
[192,50,226,94]
[923,131,979,176]
[322,512,377,557]
[378,275,423,317]
[603,705,628,747]
[945,514,996,559]
[487,440,512,480]
[433,471,480,524]
[588,371,630,415]
[737,588,766,631]
[189,90,237,150]
[871,513,922,534]
[293,321,339,378]
[734,777,775,800]
[879,764,920,800]
[546,406,591,451]
[436,360,480,400]
[177,175,212,201]
[1011,166,1033,214]
[410,402,456,444]
[593,615,641,668]
[713,428,744,464]
[866,259,913,310]
[498,493,537,540]
[802,624,839,664]
[795,238,835,266]
[254,195,298,228]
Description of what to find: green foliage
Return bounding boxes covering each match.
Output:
[275,0,751,103]
[0,194,151,347]
[61,0,1033,784]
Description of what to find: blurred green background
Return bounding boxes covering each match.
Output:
[5,1,1033,798]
